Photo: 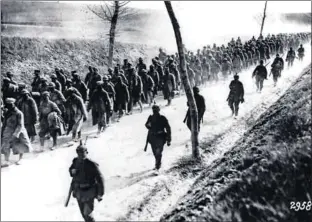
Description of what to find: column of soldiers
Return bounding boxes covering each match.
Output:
[1,32,310,168]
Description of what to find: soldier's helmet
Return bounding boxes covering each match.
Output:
[48,82,56,88]
[234,74,239,80]
[66,87,75,95]
[18,83,26,89]
[108,68,113,72]
[76,140,88,153]
[96,81,103,86]
[51,74,57,79]
[34,69,40,74]
[5,98,16,104]
[193,86,200,94]
[103,75,109,81]
[21,89,30,95]
[139,57,143,62]
[6,72,13,77]
[71,71,78,76]
[3,77,10,83]
[42,91,50,97]
[152,104,160,112]
[41,77,48,82]
[276,54,280,57]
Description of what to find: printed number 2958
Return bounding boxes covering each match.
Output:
[290,201,311,211]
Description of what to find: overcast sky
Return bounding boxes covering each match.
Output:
[60,1,311,13]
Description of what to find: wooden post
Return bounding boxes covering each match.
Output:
[164,1,200,159]
[260,1,268,37]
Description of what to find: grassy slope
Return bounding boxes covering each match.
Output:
[1,36,157,86]
[161,66,312,222]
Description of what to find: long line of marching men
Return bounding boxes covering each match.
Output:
[66,32,309,222]
[1,32,310,169]
[1,32,310,221]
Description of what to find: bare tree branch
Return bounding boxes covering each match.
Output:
[119,1,130,7]
[85,0,132,67]
[103,2,113,18]
[87,5,107,21]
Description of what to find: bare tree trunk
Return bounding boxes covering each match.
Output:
[164,1,200,159]
[108,1,119,68]
[260,1,267,37]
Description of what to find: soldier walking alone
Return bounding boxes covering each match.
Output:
[145,104,171,174]
[69,142,105,222]
[227,75,245,118]
[252,60,268,93]
[183,86,206,132]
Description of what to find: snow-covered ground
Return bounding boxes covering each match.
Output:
[1,44,311,221]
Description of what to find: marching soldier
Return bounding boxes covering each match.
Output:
[16,89,39,142]
[6,72,18,85]
[136,57,147,78]
[49,82,67,120]
[183,87,206,132]
[69,142,105,222]
[141,69,155,106]
[31,69,42,92]
[2,77,18,101]
[252,60,268,93]
[114,76,130,120]
[85,66,94,89]
[73,73,88,102]
[221,57,232,80]
[55,68,67,92]
[102,76,116,125]
[145,104,171,174]
[66,89,88,141]
[87,82,111,135]
[297,44,305,61]
[270,54,284,86]
[227,74,244,117]
[51,74,62,92]
[1,98,32,166]
[162,68,176,106]
[38,91,62,151]
[286,47,296,68]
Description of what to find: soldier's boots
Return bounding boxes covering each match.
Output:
[235,108,239,117]
[40,138,45,148]
[72,132,77,141]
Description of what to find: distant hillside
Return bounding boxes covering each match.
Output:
[1,1,169,47]
[282,13,311,25]
[1,36,157,86]
[1,1,158,27]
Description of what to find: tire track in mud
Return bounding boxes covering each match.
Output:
[115,66,310,221]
